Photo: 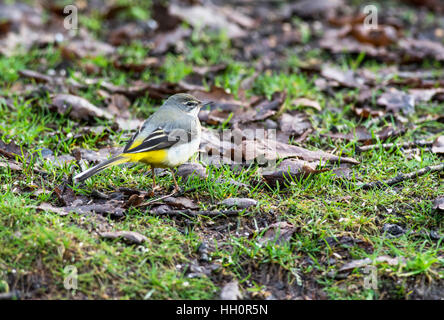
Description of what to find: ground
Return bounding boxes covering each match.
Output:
[0,0,443,300]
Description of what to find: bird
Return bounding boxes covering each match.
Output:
[73,93,208,193]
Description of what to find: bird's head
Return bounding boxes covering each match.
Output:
[166,93,211,116]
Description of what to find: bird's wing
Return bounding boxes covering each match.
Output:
[123,127,191,154]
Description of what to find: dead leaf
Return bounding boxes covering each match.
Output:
[377,89,415,115]
[399,38,444,63]
[170,4,247,39]
[107,94,131,119]
[177,163,207,180]
[321,65,366,88]
[113,57,159,73]
[107,23,145,46]
[350,24,398,47]
[286,0,344,18]
[219,198,257,209]
[432,197,444,212]
[41,154,76,168]
[262,159,326,186]
[152,27,192,55]
[51,94,114,121]
[53,184,77,206]
[0,139,24,159]
[0,159,23,171]
[292,98,322,111]
[220,280,242,300]
[258,221,297,245]
[74,147,122,164]
[36,201,125,218]
[322,125,405,143]
[278,112,312,138]
[242,139,359,165]
[339,256,406,273]
[432,136,444,154]
[320,26,395,61]
[99,231,148,245]
[61,38,115,60]
[18,69,52,83]
[163,197,199,210]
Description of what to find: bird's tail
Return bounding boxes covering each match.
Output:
[73,155,129,183]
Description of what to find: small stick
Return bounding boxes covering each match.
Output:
[356,141,433,153]
[358,163,444,189]
[135,187,197,208]
[149,209,241,217]
[136,191,178,207]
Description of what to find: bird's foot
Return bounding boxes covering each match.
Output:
[148,185,163,197]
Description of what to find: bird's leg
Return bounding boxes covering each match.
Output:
[149,167,161,196]
[170,169,181,193]
[152,167,157,190]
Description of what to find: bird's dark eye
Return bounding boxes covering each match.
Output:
[186,101,197,107]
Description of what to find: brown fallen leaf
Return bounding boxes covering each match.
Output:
[409,88,444,103]
[0,138,24,159]
[74,147,122,164]
[36,201,125,218]
[124,194,145,208]
[51,94,113,122]
[352,105,385,119]
[219,198,257,209]
[402,0,444,12]
[177,163,207,180]
[220,280,242,300]
[61,38,115,60]
[286,0,344,19]
[107,94,131,119]
[399,38,444,63]
[170,4,247,39]
[321,65,366,88]
[322,125,405,143]
[320,26,396,61]
[262,159,327,186]
[0,159,22,171]
[152,27,192,55]
[53,184,77,207]
[18,69,53,83]
[332,165,355,181]
[350,24,398,47]
[338,255,406,273]
[328,12,366,27]
[99,231,148,245]
[250,91,286,122]
[107,23,145,46]
[258,221,297,245]
[242,139,359,165]
[86,79,189,100]
[41,154,76,168]
[112,57,159,73]
[377,89,415,115]
[278,111,312,139]
[432,197,444,212]
[292,97,322,111]
[163,197,199,210]
[432,136,444,154]
[201,91,281,125]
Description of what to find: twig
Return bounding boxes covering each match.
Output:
[135,187,197,208]
[358,163,444,189]
[357,140,433,153]
[149,209,241,217]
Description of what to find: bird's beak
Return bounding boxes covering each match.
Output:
[201,101,213,108]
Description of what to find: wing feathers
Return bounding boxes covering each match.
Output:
[123,128,181,154]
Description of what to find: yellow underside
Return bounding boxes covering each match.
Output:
[122,149,168,168]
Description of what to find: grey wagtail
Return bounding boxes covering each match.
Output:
[73,93,209,192]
